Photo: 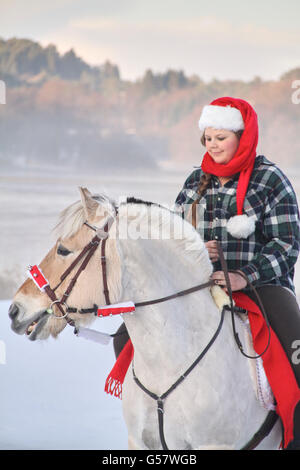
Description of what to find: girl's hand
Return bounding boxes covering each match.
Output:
[211,271,248,292]
[205,240,219,263]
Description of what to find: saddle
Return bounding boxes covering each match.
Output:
[211,285,274,411]
[211,280,300,448]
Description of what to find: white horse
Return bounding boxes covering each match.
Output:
[9,187,282,450]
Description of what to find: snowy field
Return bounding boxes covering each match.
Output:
[0,299,128,450]
[0,167,184,450]
[1,165,300,450]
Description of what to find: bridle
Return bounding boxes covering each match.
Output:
[27,209,277,450]
[28,212,216,328]
[28,218,113,328]
[30,213,271,359]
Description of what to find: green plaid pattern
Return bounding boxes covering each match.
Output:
[175,155,300,293]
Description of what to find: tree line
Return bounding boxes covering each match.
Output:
[0,37,299,172]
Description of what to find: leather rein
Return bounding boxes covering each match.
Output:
[30,214,278,450]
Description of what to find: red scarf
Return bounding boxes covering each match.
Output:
[105,339,134,399]
[201,97,258,216]
[105,294,300,448]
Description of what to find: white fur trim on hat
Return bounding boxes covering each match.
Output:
[198,105,245,132]
[227,214,255,239]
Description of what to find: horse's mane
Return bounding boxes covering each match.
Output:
[121,197,212,276]
[54,193,114,240]
[54,193,212,276]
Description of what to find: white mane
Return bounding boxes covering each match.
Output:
[53,193,212,278]
[119,199,211,265]
[54,193,115,240]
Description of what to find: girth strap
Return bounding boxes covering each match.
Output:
[241,410,278,450]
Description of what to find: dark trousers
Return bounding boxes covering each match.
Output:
[245,284,300,387]
[244,284,300,448]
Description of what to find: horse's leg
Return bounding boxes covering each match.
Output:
[128,436,140,450]
[195,444,234,450]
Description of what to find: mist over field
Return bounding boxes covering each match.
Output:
[1,37,300,175]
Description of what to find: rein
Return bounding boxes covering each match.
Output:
[216,241,272,361]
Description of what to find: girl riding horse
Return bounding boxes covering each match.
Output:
[175,96,300,449]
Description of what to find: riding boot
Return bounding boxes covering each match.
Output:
[113,322,130,358]
[245,284,300,449]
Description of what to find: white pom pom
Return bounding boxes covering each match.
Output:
[227,214,255,239]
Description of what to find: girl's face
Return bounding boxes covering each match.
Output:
[204,128,240,165]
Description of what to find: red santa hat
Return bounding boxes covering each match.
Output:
[200,97,258,239]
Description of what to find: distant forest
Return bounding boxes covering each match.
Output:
[0,37,299,172]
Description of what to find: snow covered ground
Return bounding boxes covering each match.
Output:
[0,299,129,450]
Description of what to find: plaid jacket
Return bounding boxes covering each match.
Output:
[175,155,300,293]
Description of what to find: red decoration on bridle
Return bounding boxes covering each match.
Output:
[97,302,135,317]
[28,265,49,291]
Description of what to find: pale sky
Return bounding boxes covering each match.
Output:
[1,0,299,81]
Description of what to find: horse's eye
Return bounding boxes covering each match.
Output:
[57,245,72,256]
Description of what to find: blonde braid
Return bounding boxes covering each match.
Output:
[190,172,212,228]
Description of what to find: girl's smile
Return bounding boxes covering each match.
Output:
[204,127,240,165]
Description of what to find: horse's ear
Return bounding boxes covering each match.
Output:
[79,187,98,220]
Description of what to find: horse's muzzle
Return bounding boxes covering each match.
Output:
[8,302,28,335]
[8,302,47,339]
[8,302,19,320]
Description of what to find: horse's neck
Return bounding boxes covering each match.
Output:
[118,237,219,390]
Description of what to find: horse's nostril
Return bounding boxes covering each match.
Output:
[8,303,19,320]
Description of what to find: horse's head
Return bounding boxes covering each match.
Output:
[8,187,122,341]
